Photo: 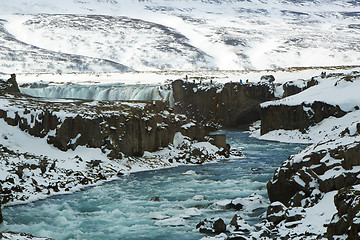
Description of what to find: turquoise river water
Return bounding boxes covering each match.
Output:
[0,130,305,240]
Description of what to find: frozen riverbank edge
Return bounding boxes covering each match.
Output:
[2,66,360,240]
[0,74,237,239]
[200,69,360,239]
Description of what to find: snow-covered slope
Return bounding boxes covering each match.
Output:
[0,0,359,73]
[255,71,360,143]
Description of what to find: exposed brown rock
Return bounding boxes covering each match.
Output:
[266,201,286,225]
[0,74,20,94]
[172,80,276,128]
[0,90,207,157]
[261,101,346,135]
[327,187,360,240]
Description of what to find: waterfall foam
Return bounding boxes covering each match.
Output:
[20,83,174,106]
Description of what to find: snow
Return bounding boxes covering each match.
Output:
[276,190,337,237]
[200,233,228,240]
[0,1,359,72]
[154,216,186,227]
[261,75,360,112]
[0,232,50,240]
[183,170,197,175]
[254,108,360,144]
[213,194,268,212]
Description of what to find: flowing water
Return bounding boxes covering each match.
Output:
[0,130,305,240]
[20,83,174,106]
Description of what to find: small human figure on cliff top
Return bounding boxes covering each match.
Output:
[185,75,188,81]
[240,79,243,84]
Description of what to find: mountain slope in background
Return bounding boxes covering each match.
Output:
[0,0,359,73]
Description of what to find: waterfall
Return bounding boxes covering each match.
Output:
[20,83,174,106]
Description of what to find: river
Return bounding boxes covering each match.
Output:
[0,130,305,240]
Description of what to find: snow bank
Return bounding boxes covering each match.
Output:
[261,73,360,112]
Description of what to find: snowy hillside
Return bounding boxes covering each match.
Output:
[256,70,360,143]
[0,0,359,73]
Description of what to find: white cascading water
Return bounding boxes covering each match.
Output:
[20,83,175,106]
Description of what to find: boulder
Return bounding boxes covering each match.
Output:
[0,74,20,94]
[196,218,227,234]
[228,214,253,233]
[266,201,286,225]
[284,207,306,222]
[260,75,275,82]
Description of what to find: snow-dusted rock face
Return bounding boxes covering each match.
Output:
[327,187,360,239]
[0,92,204,157]
[172,79,276,127]
[267,134,360,208]
[260,72,360,135]
[261,101,346,135]
[0,76,231,205]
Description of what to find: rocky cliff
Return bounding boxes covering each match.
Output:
[260,101,346,135]
[172,76,319,129]
[0,91,206,158]
[172,79,276,128]
[327,187,360,239]
[267,134,360,208]
[260,72,359,136]
[0,75,231,205]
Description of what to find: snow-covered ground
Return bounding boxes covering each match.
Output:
[251,70,360,144]
[0,0,359,73]
[242,68,360,239]
[3,65,360,86]
[0,114,230,205]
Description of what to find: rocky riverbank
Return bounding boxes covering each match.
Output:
[0,74,232,206]
[195,70,360,240]
[172,75,318,129]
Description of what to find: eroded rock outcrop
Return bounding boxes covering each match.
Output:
[0,74,20,94]
[173,75,319,129]
[0,91,206,157]
[172,79,276,128]
[282,77,318,98]
[0,76,231,205]
[267,137,360,208]
[327,187,360,240]
[261,101,346,135]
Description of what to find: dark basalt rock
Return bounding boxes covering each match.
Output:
[0,92,207,157]
[0,74,20,94]
[266,201,286,225]
[260,75,275,82]
[261,101,346,135]
[196,218,227,234]
[327,187,360,240]
[282,77,318,98]
[172,79,276,128]
[267,140,360,209]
